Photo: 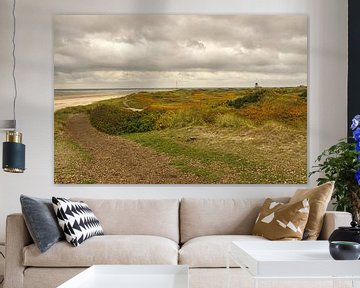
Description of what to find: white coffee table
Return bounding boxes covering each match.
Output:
[58,265,189,288]
[228,241,360,288]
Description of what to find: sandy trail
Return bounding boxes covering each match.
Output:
[61,114,203,184]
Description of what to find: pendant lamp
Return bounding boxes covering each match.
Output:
[1,0,26,173]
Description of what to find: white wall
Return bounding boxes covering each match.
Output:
[0,0,348,242]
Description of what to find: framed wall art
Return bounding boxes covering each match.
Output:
[54,15,307,184]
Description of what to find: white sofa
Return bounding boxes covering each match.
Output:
[4,198,352,288]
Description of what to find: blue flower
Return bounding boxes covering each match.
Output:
[353,128,360,142]
[356,168,360,186]
[357,142,360,152]
[352,115,360,130]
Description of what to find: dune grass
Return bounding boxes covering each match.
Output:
[124,123,306,184]
[54,87,307,184]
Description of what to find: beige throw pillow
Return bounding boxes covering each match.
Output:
[289,181,334,240]
[252,198,310,240]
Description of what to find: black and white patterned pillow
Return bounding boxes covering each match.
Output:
[52,197,104,247]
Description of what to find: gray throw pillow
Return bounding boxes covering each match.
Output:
[20,195,64,253]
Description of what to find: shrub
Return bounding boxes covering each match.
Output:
[155,111,176,129]
[300,90,307,98]
[227,90,265,109]
[89,105,159,135]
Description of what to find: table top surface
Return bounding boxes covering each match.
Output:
[58,265,189,288]
[230,240,360,278]
[232,240,334,261]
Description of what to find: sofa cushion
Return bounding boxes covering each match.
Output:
[20,195,64,253]
[179,235,267,268]
[180,198,289,243]
[252,198,310,240]
[290,181,334,240]
[72,199,179,243]
[23,235,178,267]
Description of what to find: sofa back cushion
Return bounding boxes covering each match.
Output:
[180,198,289,243]
[72,198,179,243]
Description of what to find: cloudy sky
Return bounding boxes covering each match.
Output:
[54,15,307,89]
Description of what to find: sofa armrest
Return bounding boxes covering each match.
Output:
[4,214,33,288]
[318,211,352,240]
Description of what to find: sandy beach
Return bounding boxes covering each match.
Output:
[54,90,175,112]
[54,91,134,112]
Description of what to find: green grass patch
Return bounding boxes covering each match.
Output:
[124,125,307,184]
[124,129,271,183]
[126,130,255,168]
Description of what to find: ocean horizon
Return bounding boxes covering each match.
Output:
[54,86,307,98]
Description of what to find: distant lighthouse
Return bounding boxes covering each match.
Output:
[255,82,259,88]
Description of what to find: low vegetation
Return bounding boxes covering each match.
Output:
[90,105,160,135]
[88,87,306,133]
[54,87,307,184]
[227,89,265,109]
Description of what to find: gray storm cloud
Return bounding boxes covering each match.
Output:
[54,15,307,89]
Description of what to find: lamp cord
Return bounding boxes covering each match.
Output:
[11,0,17,129]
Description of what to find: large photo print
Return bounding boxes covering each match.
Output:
[54,15,307,184]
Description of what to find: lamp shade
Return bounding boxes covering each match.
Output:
[2,131,25,173]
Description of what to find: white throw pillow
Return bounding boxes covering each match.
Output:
[52,197,104,247]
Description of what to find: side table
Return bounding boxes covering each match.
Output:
[227,241,360,288]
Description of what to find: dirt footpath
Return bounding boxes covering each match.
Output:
[61,114,202,184]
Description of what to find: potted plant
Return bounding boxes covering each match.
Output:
[310,115,360,222]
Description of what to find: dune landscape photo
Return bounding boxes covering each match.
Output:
[54,15,307,184]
